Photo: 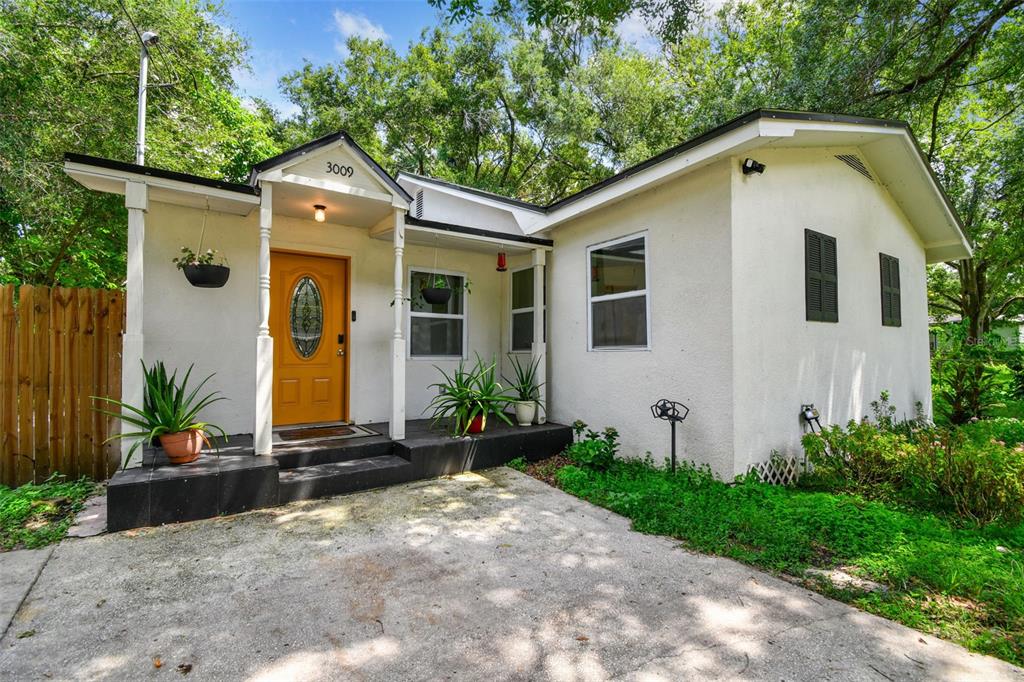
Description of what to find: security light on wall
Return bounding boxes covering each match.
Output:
[742,158,766,175]
[313,204,326,223]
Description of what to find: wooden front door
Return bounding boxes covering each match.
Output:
[271,251,348,426]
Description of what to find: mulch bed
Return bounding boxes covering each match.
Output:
[524,454,572,487]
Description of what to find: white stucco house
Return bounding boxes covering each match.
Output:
[64,109,970,477]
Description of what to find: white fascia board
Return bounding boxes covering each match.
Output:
[63,161,259,214]
[533,122,764,233]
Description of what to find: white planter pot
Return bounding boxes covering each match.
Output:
[514,401,537,427]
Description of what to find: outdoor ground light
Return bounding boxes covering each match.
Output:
[313,204,326,222]
[742,158,766,175]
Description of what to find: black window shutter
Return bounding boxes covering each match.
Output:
[880,253,901,327]
[806,229,838,322]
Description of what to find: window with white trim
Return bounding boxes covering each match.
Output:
[510,267,545,352]
[587,233,650,350]
[409,269,466,357]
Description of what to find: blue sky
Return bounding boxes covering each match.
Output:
[223,1,449,116]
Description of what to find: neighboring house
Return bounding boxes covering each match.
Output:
[64,109,971,477]
[930,315,1024,352]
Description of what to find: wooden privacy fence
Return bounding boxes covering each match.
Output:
[0,285,124,487]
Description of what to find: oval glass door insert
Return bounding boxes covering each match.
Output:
[289,276,323,358]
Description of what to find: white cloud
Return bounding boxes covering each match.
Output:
[614,11,661,55]
[231,49,300,118]
[332,9,390,56]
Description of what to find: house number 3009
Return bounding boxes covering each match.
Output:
[326,162,354,177]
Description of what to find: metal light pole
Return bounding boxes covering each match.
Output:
[135,31,160,165]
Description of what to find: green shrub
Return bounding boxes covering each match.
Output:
[801,395,1024,525]
[564,422,618,470]
[961,417,1024,447]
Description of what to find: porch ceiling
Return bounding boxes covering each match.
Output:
[401,226,538,255]
[272,179,394,229]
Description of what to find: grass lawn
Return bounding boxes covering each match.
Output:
[525,457,1024,667]
[0,476,98,551]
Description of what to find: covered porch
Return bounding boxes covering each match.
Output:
[64,131,553,467]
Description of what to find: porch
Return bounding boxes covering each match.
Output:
[106,419,573,531]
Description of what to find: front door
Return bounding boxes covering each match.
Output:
[271,251,348,425]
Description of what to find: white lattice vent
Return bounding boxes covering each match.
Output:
[415,189,424,218]
[748,456,803,486]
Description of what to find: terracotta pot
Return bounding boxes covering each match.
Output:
[422,287,452,305]
[158,430,206,464]
[514,401,536,427]
[467,414,486,434]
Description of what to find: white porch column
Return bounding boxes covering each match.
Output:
[122,181,148,466]
[390,209,407,440]
[531,248,547,423]
[254,183,274,455]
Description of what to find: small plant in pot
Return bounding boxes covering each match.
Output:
[174,246,230,288]
[427,354,513,436]
[94,361,227,467]
[503,354,542,427]
[420,273,471,305]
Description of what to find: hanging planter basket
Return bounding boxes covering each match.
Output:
[422,287,452,305]
[183,264,230,288]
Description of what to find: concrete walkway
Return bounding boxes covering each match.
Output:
[0,469,1020,681]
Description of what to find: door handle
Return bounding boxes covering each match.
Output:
[337,349,345,356]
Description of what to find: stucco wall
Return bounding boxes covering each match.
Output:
[142,202,503,436]
[730,147,932,474]
[545,161,736,475]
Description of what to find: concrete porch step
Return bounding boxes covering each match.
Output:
[277,454,414,503]
[272,436,395,470]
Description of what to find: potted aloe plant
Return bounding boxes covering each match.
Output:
[94,361,227,467]
[503,354,542,426]
[427,355,513,436]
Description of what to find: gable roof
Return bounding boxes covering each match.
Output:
[249,130,413,202]
[398,109,971,262]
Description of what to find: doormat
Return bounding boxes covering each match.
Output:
[276,424,376,442]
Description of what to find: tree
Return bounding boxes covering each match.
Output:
[429,0,702,43]
[0,0,280,288]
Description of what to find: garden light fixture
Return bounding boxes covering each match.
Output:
[651,398,689,473]
[313,204,326,223]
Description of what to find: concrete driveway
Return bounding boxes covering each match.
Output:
[1,468,1021,681]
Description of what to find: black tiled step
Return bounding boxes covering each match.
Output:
[272,436,394,469]
[277,454,414,503]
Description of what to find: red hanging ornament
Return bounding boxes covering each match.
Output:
[496,250,508,272]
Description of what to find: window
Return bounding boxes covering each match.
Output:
[409,269,466,357]
[880,253,901,327]
[510,267,545,352]
[805,229,838,322]
[587,233,650,349]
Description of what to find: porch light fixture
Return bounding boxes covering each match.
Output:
[313,204,326,223]
[496,250,508,272]
[742,158,766,175]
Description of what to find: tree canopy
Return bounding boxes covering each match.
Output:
[0,0,280,287]
[1,0,1022,340]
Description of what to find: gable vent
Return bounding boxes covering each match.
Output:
[835,154,875,183]
[415,189,424,218]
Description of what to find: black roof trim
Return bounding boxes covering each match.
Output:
[249,130,413,203]
[399,172,545,213]
[406,216,553,247]
[64,153,259,195]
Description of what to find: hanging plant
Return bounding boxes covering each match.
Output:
[173,205,230,288]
